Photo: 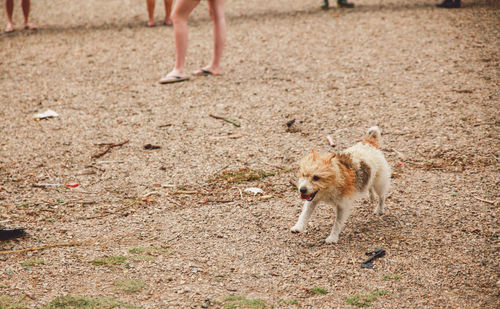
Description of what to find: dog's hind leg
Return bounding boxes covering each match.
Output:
[369,187,376,203]
[291,200,318,233]
[372,174,389,214]
[325,201,353,243]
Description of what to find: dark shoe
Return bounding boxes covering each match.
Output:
[337,0,355,8]
[436,0,461,8]
[321,0,329,9]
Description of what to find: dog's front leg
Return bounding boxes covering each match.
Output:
[325,201,353,243]
[291,200,318,233]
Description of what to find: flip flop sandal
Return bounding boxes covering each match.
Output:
[159,75,190,84]
[192,69,214,76]
[163,21,173,27]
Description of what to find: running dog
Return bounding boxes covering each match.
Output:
[291,126,391,243]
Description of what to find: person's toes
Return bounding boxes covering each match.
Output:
[146,21,156,27]
[5,24,14,33]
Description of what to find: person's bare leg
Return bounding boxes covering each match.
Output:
[160,0,199,82]
[163,0,173,25]
[193,0,225,75]
[4,0,14,32]
[146,0,156,27]
[21,0,36,30]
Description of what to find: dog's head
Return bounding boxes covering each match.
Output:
[298,150,337,201]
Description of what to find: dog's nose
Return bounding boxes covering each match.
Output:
[299,187,307,194]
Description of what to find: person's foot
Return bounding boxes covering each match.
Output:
[163,19,173,26]
[159,74,189,84]
[147,21,156,27]
[159,70,190,84]
[337,0,355,8]
[23,23,37,30]
[436,0,461,8]
[192,67,221,76]
[5,23,14,33]
[192,66,220,76]
[321,0,329,9]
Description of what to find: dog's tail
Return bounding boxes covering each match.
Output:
[364,126,381,148]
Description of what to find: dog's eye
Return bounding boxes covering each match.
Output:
[312,175,320,181]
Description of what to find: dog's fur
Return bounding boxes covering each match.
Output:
[291,126,391,243]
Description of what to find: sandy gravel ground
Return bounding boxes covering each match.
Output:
[0,0,499,308]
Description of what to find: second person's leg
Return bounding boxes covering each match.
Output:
[163,0,173,25]
[194,0,225,75]
[21,0,36,29]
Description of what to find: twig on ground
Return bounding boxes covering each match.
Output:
[94,160,125,164]
[0,231,137,255]
[473,121,500,127]
[208,134,242,139]
[0,239,92,255]
[143,191,160,198]
[262,161,285,170]
[171,190,198,195]
[453,89,474,93]
[92,140,129,159]
[166,197,182,207]
[384,131,409,136]
[0,160,19,171]
[161,184,176,188]
[84,164,106,172]
[209,114,241,127]
[388,148,407,160]
[473,196,496,205]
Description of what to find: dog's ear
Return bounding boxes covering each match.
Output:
[325,153,336,163]
[310,149,317,159]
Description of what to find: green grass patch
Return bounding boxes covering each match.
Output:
[91,256,127,266]
[382,275,401,281]
[215,276,226,282]
[224,295,266,309]
[310,287,328,295]
[128,246,168,255]
[113,279,145,293]
[129,255,155,261]
[0,295,28,309]
[21,259,45,267]
[44,295,140,309]
[346,290,388,307]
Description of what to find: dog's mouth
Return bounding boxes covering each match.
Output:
[300,191,317,201]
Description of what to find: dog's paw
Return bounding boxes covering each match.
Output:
[373,208,384,215]
[290,225,304,233]
[325,236,338,244]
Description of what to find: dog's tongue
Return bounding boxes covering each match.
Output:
[300,193,310,200]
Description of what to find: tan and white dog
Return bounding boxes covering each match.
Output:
[291,126,391,243]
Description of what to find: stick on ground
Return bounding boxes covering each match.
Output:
[209,114,241,127]
[92,140,129,159]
